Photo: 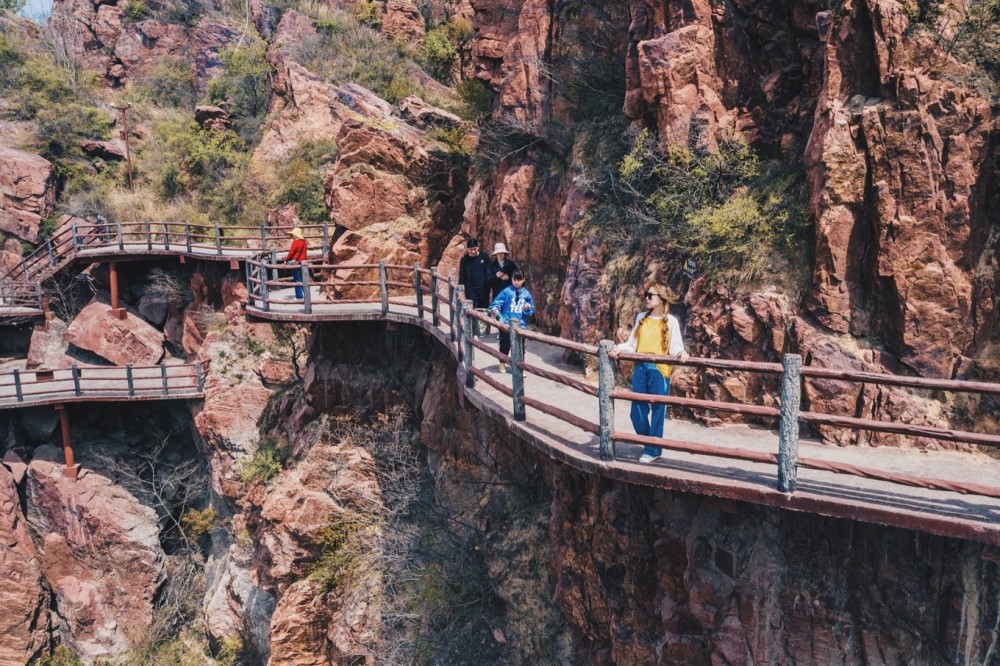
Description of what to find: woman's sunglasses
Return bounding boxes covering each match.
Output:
[644,292,659,300]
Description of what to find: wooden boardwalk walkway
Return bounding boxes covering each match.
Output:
[249,289,1000,548]
[0,364,204,409]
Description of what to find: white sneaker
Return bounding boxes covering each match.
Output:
[498,362,507,373]
[638,453,661,464]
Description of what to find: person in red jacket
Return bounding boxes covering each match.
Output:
[285,227,308,299]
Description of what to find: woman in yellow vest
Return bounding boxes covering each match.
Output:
[612,282,688,463]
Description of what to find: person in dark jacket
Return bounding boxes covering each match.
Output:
[458,238,490,309]
[487,242,519,303]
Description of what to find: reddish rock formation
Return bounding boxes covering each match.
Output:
[0,147,56,243]
[0,464,49,664]
[26,446,165,659]
[194,104,232,131]
[380,0,426,45]
[80,139,128,161]
[64,299,165,366]
[27,317,73,369]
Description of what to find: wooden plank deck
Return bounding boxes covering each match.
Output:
[248,289,1000,547]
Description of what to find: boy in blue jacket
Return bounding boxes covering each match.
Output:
[489,270,535,373]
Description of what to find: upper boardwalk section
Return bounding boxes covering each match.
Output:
[243,257,1000,547]
[0,363,204,409]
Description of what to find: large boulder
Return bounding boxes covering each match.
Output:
[64,299,165,366]
[0,147,56,243]
[0,464,49,664]
[26,446,165,659]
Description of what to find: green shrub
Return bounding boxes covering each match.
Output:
[216,635,243,666]
[36,646,83,666]
[309,512,378,590]
[143,57,197,108]
[456,77,493,119]
[0,0,25,14]
[180,507,219,541]
[612,128,810,286]
[421,24,458,80]
[122,0,148,22]
[239,436,288,484]
[154,120,247,202]
[427,125,469,155]
[353,0,381,29]
[207,39,274,143]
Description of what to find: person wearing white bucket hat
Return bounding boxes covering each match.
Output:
[487,241,519,303]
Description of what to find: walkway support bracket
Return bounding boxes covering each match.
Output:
[510,320,525,421]
[55,405,79,479]
[379,261,388,316]
[777,353,802,493]
[598,340,616,461]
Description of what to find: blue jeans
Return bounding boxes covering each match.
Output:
[291,265,303,299]
[630,363,670,456]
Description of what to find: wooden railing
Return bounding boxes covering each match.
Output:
[244,256,1000,499]
[0,278,43,312]
[0,363,204,409]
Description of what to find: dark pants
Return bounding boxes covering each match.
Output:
[290,264,303,299]
[467,287,489,309]
[499,327,524,358]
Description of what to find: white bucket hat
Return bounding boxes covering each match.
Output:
[492,242,509,257]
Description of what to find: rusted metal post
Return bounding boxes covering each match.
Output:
[56,405,79,479]
[598,340,616,461]
[13,369,22,402]
[777,353,802,493]
[126,364,134,396]
[161,364,168,395]
[510,319,525,421]
[72,364,81,396]
[112,103,134,193]
[413,262,423,319]
[215,224,222,255]
[430,267,439,326]
[379,261,388,316]
[109,261,120,310]
[461,298,474,388]
[302,265,312,314]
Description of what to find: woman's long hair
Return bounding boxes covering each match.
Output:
[642,282,675,354]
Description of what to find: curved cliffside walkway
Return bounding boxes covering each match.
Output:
[249,282,1000,548]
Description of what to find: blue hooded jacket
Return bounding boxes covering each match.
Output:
[489,285,535,329]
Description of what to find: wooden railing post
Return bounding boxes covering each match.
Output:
[430,267,439,326]
[301,265,312,314]
[145,221,152,251]
[321,222,329,256]
[47,239,55,266]
[379,261,388,316]
[450,285,460,345]
[71,223,79,251]
[162,222,170,250]
[14,369,22,402]
[215,224,222,255]
[270,249,278,282]
[72,365,81,396]
[116,220,124,251]
[413,262,423,319]
[161,364,168,395]
[185,223,192,253]
[195,362,204,392]
[461,298,474,388]
[35,281,43,309]
[21,257,28,280]
[260,224,267,251]
[777,353,802,493]
[510,320,525,421]
[598,340,616,460]
[126,364,135,396]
